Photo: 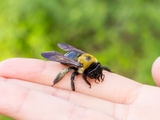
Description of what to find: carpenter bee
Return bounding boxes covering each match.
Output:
[41,43,112,91]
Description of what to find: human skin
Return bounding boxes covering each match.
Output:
[0,57,160,120]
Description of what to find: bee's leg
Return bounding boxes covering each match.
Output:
[102,66,112,72]
[71,71,79,91]
[52,68,71,86]
[82,74,91,88]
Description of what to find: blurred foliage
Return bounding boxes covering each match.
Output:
[0,116,12,120]
[0,0,160,119]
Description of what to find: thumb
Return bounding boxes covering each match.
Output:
[152,57,160,86]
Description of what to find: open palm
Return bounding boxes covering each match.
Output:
[0,57,160,120]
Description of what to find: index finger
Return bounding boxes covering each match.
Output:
[0,58,141,104]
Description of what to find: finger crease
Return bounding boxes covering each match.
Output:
[123,84,143,104]
[68,105,86,120]
[16,89,30,113]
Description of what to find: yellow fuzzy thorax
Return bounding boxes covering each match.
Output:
[77,53,98,73]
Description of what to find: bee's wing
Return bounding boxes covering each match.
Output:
[58,43,85,54]
[41,51,81,67]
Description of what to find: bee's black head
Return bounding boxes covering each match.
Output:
[84,62,104,83]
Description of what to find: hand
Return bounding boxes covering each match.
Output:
[0,57,160,120]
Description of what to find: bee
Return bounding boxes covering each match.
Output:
[41,43,112,91]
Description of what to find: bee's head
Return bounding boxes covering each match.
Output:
[83,62,105,83]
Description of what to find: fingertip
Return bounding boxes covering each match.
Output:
[0,58,19,77]
[0,58,43,78]
[152,57,160,86]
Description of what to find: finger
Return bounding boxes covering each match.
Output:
[5,76,160,120]
[1,77,115,116]
[0,79,115,120]
[0,58,54,85]
[1,77,126,120]
[3,78,160,120]
[152,57,160,86]
[0,58,141,104]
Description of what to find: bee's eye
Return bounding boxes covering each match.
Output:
[85,56,91,61]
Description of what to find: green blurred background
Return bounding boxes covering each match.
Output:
[0,0,160,119]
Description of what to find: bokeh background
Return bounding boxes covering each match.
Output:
[0,0,160,119]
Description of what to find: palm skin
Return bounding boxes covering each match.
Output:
[0,57,160,120]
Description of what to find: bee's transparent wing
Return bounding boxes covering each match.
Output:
[41,51,81,67]
[58,43,85,54]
